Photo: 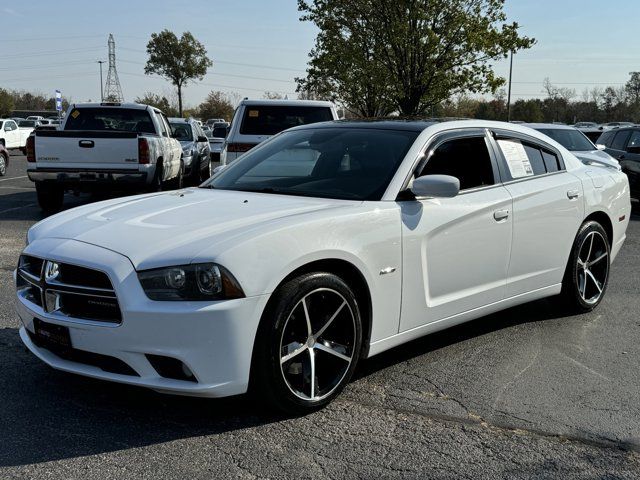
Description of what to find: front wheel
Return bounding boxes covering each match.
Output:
[252,272,362,414]
[558,221,610,313]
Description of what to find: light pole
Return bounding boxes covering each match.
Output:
[507,50,514,122]
[97,60,105,101]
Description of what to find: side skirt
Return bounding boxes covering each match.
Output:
[367,284,561,358]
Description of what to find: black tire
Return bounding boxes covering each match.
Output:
[199,156,211,183]
[36,182,64,214]
[147,161,164,192]
[251,272,362,414]
[0,152,7,176]
[558,221,610,313]
[189,156,201,186]
[169,161,184,190]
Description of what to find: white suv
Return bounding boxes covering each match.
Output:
[220,99,338,165]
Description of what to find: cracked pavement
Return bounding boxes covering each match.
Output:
[1,154,639,479]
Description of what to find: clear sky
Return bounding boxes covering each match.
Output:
[1,0,639,108]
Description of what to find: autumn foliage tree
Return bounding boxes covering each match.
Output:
[197,91,236,122]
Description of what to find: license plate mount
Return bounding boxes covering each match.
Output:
[33,318,72,349]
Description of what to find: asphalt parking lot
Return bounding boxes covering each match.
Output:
[1,153,639,479]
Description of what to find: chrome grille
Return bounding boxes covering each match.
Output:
[17,255,122,324]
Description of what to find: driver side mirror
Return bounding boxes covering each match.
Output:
[411,175,460,198]
[197,135,208,143]
[596,144,606,151]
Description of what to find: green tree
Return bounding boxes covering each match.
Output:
[0,88,14,117]
[625,72,640,105]
[197,91,235,122]
[144,30,213,116]
[134,92,178,116]
[510,99,544,122]
[297,0,534,116]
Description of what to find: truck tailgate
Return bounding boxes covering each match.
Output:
[34,130,140,170]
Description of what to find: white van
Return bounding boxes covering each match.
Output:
[220,99,338,165]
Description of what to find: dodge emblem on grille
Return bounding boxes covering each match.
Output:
[44,261,60,281]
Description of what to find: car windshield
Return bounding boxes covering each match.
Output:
[205,127,418,200]
[18,120,36,127]
[240,106,334,136]
[169,122,194,141]
[536,128,595,151]
[64,108,156,133]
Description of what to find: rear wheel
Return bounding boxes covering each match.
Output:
[252,272,362,414]
[169,161,184,190]
[559,221,610,313]
[148,162,164,192]
[35,182,64,214]
[0,152,7,176]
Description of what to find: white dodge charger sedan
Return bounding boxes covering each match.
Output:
[15,120,630,413]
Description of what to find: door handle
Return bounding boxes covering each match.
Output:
[78,140,95,148]
[567,189,580,199]
[619,155,626,160]
[493,209,509,221]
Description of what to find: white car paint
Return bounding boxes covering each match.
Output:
[15,119,631,399]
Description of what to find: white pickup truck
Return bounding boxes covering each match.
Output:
[27,102,183,212]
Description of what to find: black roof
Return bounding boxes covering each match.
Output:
[290,118,469,133]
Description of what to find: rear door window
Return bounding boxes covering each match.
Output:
[495,136,564,180]
[626,130,640,149]
[611,130,631,151]
[239,106,334,136]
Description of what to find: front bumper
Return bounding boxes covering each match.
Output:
[15,238,269,398]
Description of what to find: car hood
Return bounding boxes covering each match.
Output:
[573,150,620,169]
[29,189,357,269]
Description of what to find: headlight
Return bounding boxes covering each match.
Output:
[182,145,194,156]
[138,263,244,301]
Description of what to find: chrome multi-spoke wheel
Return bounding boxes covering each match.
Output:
[576,230,609,305]
[279,288,356,401]
[560,221,610,312]
[0,153,6,176]
[252,272,362,413]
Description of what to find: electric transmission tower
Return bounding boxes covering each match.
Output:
[103,34,124,102]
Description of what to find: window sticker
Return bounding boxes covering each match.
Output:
[248,110,259,117]
[70,110,81,119]
[497,139,534,178]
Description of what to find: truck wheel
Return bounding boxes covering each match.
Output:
[36,182,64,214]
[148,162,164,192]
[170,161,184,190]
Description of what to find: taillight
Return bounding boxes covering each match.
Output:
[138,138,150,164]
[226,142,256,153]
[26,136,35,162]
